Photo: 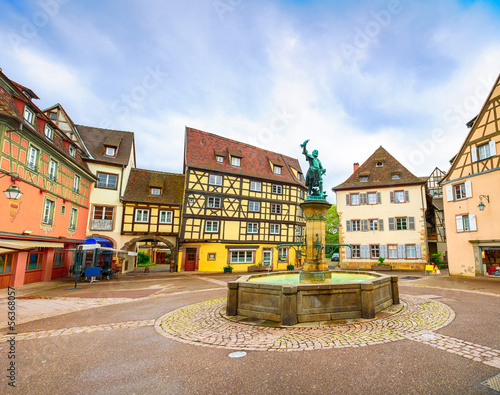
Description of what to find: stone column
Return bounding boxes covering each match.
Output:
[300,200,332,272]
[281,285,298,326]
[226,282,239,316]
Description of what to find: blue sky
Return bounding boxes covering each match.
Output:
[1,0,499,201]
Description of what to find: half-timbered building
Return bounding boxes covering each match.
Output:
[180,127,307,272]
[440,74,500,277]
[333,146,428,270]
[121,168,184,270]
[425,167,447,262]
[0,70,95,288]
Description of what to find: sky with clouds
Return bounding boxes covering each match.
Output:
[1,0,499,202]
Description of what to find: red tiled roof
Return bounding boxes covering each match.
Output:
[122,168,185,205]
[333,146,425,191]
[184,127,305,186]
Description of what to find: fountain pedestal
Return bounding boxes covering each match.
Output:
[300,200,331,283]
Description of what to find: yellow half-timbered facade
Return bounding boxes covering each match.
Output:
[441,74,500,277]
[181,127,307,272]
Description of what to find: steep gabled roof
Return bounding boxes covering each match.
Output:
[122,168,184,205]
[333,146,425,191]
[440,73,500,184]
[184,127,305,186]
[76,124,135,166]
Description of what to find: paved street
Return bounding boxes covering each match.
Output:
[1,270,500,394]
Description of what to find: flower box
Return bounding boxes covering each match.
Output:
[371,265,392,271]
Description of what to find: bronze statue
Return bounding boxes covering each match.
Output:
[301,139,326,199]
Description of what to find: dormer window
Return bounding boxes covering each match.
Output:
[105,146,117,157]
[231,157,241,167]
[44,125,53,140]
[24,106,35,124]
[49,112,57,120]
[69,146,76,157]
[360,176,368,182]
[392,173,401,180]
[216,156,224,163]
[274,165,282,175]
[150,187,161,196]
[376,161,384,167]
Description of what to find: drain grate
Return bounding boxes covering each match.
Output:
[481,374,500,393]
[401,276,421,280]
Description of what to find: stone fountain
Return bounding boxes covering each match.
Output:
[226,140,399,325]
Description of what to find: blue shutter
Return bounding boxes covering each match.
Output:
[388,217,395,231]
[345,246,351,259]
[377,192,382,204]
[361,219,368,232]
[346,220,351,232]
[379,219,384,231]
[416,245,421,259]
[380,245,388,259]
[404,190,410,202]
[408,216,415,230]
[398,245,405,259]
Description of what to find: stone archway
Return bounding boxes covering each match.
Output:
[121,236,178,271]
[88,234,117,249]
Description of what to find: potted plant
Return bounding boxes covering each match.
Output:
[287,264,294,271]
[371,257,392,271]
[248,262,271,272]
[223,264,233,273]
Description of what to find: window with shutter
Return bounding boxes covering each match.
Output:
[346,220,351,232]
[360,193,367,205]
[404,190,410,202]
[455,215,464,232]
[469,214,477,231]
[376,192,382,204]
[361,219,369,231]
[380,245,388,259]
[446,185,453,202]
[408,217,415,230]
[398,245,405,258]
[388,217,395,231]
[346,194,350,206]
[390,191,395,203]
[416,245,421,259]
[378,219,384,231]
[345,246,351,259]
[471,147,478,162]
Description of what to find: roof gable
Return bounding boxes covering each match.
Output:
[184,127,305,186]
[334,146,425,190]
[122,168,184,205]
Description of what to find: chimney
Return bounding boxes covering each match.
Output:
[353,163,359,172]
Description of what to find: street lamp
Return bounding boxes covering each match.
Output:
[0,169,23,200]
[478,195,490,211]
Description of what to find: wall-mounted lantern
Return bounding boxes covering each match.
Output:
[0,170,23,200]
[478,195,490,211]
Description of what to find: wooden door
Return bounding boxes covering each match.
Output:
[185,248,197,271]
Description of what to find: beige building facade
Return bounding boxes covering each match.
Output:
[441,74,500,277]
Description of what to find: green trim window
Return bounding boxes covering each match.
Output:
[42,198,56,225]
[0,254,13,274]
[69,207,78,230]
[28,146,39,171]
[48,160,57,181]
[278,247,288,261]
[73,175,80,193]
[24,106,35,124]
[44,124,53,139]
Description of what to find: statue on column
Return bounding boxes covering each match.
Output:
[301,139,327,200]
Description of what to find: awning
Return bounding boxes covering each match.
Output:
[0,240,65,254]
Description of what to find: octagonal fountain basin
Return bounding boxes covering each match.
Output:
[226,271,399,326]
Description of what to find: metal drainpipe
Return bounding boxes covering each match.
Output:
[421,183,429,264]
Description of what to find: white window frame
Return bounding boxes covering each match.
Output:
[274,165,282,175]
[248,201,260,212]
[24,106,35,124]
[394,191,405,203]
[28,146,39,170]
[388,245,398,259]
[270,224,280,234]
[351,245,361,259]
[370,245,380,259]
[247,223,259,234]
[44,124,53,139]
[205,220,219,233]
[352,220,361,232]
[250,181,262,192]
[69,145,76,157]
[406,244,416,259]
[209,174,222,186]
[135,209,150,223]
[73,175,80,193]
[69,207,78,230]
[105,146,116,156]
[369,219,378,231]
[159,210,173,224]
[350,194,360,205]
[150,188,161,196]
[367,192,377,205]
[278,247,288,261]
[97,173,118,189]
[272,184,283,194]
[396,217,407,230]
[230,250,254,264]
[231,157,241,167]
[207,197,221,208]
[48,160,57,181]
[93,206,114,220]
[216,156,224,163]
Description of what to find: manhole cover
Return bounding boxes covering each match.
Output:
[481,373,500,392]
[401,276,421,280]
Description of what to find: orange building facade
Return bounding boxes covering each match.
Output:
[0,71,95,288]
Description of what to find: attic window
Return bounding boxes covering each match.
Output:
[376,161,384,167]
[24,106,35,124]
[231,157,241,167]
[392,173,401,180]
[69,146,76,157]
[49,113,57,120]
[105,146,117,157]
[360,176,368,182]
[297,173,302,181]
[274,165,282,175]
[44,124,53,140]
[216,156,224,163]
[150,187,162,196]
